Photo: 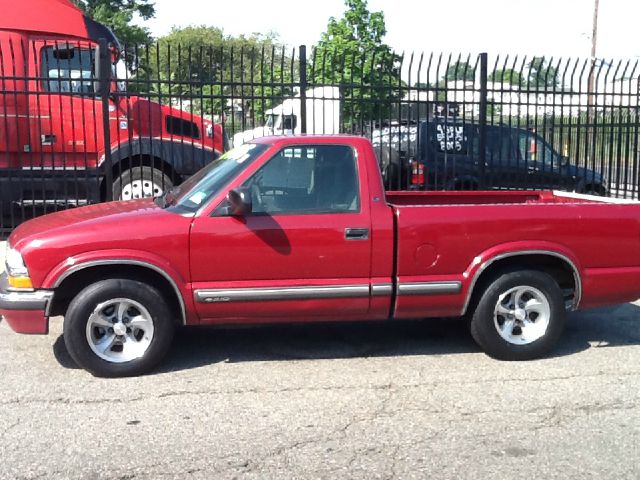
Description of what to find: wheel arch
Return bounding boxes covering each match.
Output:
[98,138,221,200]
[461,249,582,316]
[100,155,180,201]
[48,260,186,327]
[583,183,607,196]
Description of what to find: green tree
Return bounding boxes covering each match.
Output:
[444,61,475,82]
[489,68,523,86]
[136,26,293,125]
[313,0,402,127]
[72,0,155,45]
[527,57,560,89]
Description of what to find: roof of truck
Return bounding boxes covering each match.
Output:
[251,135,370,146]
[0,0,119,46]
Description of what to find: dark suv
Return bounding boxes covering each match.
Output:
[417,121,606,193]
[374,121,606,194]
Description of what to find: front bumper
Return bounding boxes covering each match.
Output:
[0,272,53,334]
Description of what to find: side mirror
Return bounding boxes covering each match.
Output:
[560,155,570,167]
[227,188,252,216]
[94,39,112,97]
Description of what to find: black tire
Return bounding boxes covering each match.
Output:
[63,279,175,377]
[112,166,173,200]
[454,179,479,191]
[583,184,606,196]
[469,269,565,361]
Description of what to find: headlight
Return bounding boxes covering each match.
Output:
[5,245,32,289]
[6,246,27,275]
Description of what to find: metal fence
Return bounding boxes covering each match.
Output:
[1,38,640,230]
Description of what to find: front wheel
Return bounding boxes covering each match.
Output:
[469,269,566,360]
[63,279,175,377]
[113,166,173,201]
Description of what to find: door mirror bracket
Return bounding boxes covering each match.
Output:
[227,188,252,216]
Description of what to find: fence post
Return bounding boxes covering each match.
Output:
[478,52,488,189]
[97,38,113,201]
[299,45,307,134]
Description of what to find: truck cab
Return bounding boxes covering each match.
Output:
[0,0,226,220]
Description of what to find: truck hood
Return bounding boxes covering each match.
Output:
[10,199,186,252]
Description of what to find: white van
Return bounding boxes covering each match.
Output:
[232,86,341,146]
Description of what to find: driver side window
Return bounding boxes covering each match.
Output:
[518,132,556,169]
[242,144,360,215]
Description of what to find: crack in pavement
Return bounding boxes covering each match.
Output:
[0,419,20,438]
[4,369,637,407]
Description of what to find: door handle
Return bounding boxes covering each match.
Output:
[345,228,369,240]
[40,134,56,145]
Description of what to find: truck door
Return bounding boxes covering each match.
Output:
[28,40,105,171]
[484,127,526,189]
[189,143,373,322]
[517,131,571,190]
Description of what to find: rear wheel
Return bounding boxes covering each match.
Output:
[113,166,173,201]
[583,184,606,196]
[469,269,565,360]
[63,279,175,377]
[451,178,479,191]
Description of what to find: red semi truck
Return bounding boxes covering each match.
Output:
[0,0,225,214]
[1,135,640,377]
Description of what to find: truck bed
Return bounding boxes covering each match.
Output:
[388,188,640,320]
[385,190,633,206]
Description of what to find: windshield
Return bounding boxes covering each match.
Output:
[164,143,269,214]
[114,59,127,92]
[265,114,276,128]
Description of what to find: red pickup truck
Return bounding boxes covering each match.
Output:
[2,135,639,377]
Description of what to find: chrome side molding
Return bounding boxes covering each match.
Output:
[195,284,370,303]
[371,283,393,296]
[397,281,462,296]
[195,281,462,304]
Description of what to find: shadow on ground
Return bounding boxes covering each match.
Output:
[52,303,640,374]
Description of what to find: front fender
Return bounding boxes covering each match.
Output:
[42,249,194,325]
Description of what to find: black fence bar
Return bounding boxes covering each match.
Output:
[478,52,488,189]
[97,38,113,202]
[299,45,307,135]
[1,39,640,230]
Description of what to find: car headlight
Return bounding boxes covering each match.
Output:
[5,245,33,289]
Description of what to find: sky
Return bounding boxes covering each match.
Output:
[136,0,640,60]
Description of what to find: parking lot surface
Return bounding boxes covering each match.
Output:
[1,307,639,479]
[0,247,639,479]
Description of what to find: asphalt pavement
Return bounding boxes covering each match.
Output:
[0,244,639,479]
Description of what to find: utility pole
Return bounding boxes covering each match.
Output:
[590,0,599,62]
[587,0,600,161]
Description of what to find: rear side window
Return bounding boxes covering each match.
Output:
[41,46,96,94]
[243,144,360,214]
[282,115,297,131]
